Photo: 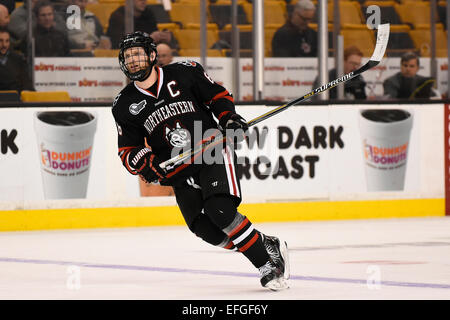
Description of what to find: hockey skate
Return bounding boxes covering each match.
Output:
[258,260,288,291]
[261,234,290,280]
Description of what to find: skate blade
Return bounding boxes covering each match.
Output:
[279,240,290,280]
[265,277,289,291]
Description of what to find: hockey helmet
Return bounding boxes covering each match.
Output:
[118,31,158,81]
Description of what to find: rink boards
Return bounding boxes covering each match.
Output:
[0,103,447,231]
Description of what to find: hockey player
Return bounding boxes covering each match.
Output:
[112,31,290,290]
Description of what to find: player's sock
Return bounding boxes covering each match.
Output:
[222,212,270,268]
[204,195,270,267]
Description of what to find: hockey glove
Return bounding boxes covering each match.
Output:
[128,147,166,183]
[219,112,249,144]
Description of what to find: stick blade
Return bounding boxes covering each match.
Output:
[369,23,390,62]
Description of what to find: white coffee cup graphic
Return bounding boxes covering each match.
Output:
[34,111,97,199]
[359,109,413,191]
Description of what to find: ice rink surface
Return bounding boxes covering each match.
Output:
[1,216,450,300]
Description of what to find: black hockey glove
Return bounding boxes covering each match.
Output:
[128,147,166,183]
[219,112,249,144]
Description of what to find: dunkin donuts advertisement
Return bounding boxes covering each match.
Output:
[34,111,97,199]
[0,104,443,208]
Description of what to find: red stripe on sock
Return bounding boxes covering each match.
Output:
[228,217,249,238]
[224,241,234,250]
[238,233,259,252]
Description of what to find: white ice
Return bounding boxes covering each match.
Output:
[1,217,450,300]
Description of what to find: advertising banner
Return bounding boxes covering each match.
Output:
[0,104,443,211]
[34,57,447,103]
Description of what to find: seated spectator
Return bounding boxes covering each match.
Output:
[0,28,34,92]
[272,0,317,57]
[156,42,173,67]
[33,0,70,57]
[0,4,9,27]
[8,0,67,44]
[0,0,14,14]
[312,45,367,100]
[66,0,111,52]
[107,0,177,50]
[383,51,439,99]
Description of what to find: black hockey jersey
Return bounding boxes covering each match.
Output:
[112,61,236,185]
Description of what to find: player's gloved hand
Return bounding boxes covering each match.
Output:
[129,147,166,183]
[219,112,249,144]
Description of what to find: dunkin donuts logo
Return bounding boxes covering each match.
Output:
[40,144,92,175]
[363,140,408,167]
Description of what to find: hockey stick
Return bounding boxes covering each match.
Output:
[160,23,390,171]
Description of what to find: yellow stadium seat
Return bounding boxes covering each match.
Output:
[223,24,252,32]
[184,23,219,31]
[169,2,203,26]
[174,29,219,50]
[394,2,439,26]
[241,1,287,25]
[329,1,363,25]
[409,28,448,57]
[157,23,180,33]
[264,1,287,25]
[93,49,120,57]
[179,49,224,57]
[341,25,376,57]
[86,3,123,33]
[21,91,71,102]
[265,24,282,57]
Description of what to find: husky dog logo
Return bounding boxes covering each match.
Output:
[165,122,190,148]
[129,100,147,115]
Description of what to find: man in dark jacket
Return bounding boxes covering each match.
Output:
[33,0,70,57]
[383,51,438,99]
[272,0,317,57]
[107,0,175,49]
[0,28,34,92]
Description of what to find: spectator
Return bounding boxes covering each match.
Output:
[106,0,175,49]
[8,0,66,43]
[272,0,317,57]
[156,42,173,67]
[312,45,367,100]
[0,0,14,14]
[34,0,70,57]
[0,28,34,92]
[66,0,111,52]
[0,4,9,27]
[383,51,439,99]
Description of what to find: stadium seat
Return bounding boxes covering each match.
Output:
[385,25,416,57]
[394,2,439,27]
[329,1,363,25]
[20,91,71,102]
[242,1,287,25]
[362,1,403,25]
[169,2,203,27]
[86,2,122,33]
[93,49,120,57]
[341,24,376,57]
[264,1,287,25]
[409,27,448,57]
[218,29,252,50]
[0,90,20,102]
[265,24,282,57]
[174,29,219,50]
[178,49,224,57]
[209,3,249,29]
